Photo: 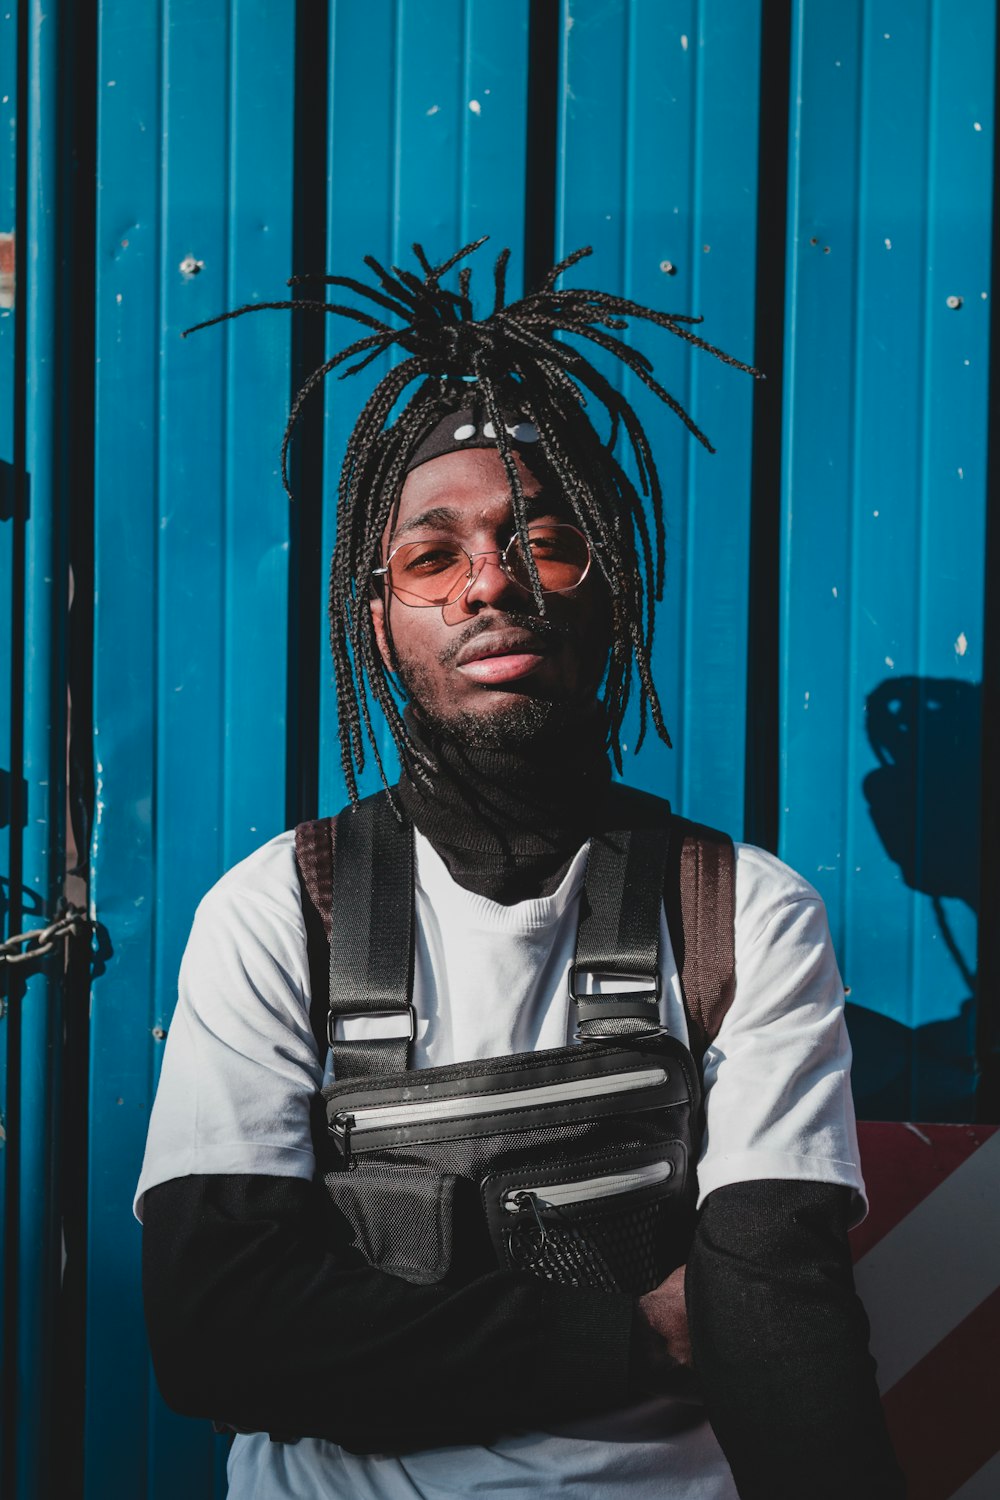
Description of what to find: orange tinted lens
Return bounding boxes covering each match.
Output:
[387,540,470,604]
[510,526,589,592]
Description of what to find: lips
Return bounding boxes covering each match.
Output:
[453,630,550,685]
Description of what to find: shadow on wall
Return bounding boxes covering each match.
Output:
[850,677,980,1120]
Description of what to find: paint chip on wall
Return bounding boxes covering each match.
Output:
[955,632,968,657]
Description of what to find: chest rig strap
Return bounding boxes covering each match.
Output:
[325,792,415,1083]
[297,785,735,1079]
[570,794,674,1040]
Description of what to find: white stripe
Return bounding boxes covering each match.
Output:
[853,1129,1000,1391]
[344,1068,667,1132]
[948,1449,1000,1500]
[510,1158,675,1208]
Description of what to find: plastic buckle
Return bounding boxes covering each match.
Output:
[568,967,664,1044]
[567,966,662,1002]
[327,1004,417,1049]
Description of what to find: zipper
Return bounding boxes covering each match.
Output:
[501,1158,674,1215]
[330,1066,668,1156]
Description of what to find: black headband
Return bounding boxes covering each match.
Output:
[405,405,541,473]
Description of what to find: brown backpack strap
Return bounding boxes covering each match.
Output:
[662,817,737,1063]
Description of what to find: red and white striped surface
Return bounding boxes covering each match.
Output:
[852,1123,999,1500]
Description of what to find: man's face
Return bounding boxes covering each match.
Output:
[369,447,611,747]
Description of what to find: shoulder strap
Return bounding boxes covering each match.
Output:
[294,814,337,1056]
[596,785,736,1060]
[295,792,415,1082]
[664,815,737,1061]
[295,791,736,1069]
[571,796,673,1039]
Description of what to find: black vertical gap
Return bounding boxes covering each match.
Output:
[286,0,330,828]
[2,2,28,1494]
[54,0,98,1487]
[523,0,560,292]
[743,0,793,854]
[974,8,1000,1124]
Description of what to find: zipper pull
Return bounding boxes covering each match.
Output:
[331,1110,355,1168]
[505,1190,548,1264]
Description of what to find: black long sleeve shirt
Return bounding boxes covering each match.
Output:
[142,1171,905,1494]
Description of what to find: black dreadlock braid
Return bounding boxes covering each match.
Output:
[183,238,760,803]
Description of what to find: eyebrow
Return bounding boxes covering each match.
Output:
[390,492,567,544]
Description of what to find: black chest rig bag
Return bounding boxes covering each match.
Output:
[296,786,735,1297]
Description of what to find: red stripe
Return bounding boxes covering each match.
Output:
[850,1124,997,1260]
[880,1283,1000,1500]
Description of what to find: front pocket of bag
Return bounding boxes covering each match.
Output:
[323,1163,456,1285]
[482,1145,689,1296]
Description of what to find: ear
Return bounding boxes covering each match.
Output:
[369,594,396,672]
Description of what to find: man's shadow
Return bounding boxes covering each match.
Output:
[853,677,979,1119]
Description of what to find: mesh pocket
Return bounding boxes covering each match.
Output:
[324,1163,456,1285]
[484,1145,689,1296]
[507,1195,675,1294]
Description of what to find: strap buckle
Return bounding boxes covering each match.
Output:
[567,966,662,1002]
[327,1005,417,1049]
[568,967,665,1044]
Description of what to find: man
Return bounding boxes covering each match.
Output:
[137,241,905,1497]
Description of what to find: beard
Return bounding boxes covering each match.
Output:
[386,600,604,751]
[396,654,579,749]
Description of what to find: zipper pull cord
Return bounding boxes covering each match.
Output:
[509,1190,549,1263]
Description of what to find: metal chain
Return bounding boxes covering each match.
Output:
[0,904,91,966]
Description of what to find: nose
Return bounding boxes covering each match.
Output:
[459,549,525,613]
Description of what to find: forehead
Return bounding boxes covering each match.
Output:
[392,447,545,532]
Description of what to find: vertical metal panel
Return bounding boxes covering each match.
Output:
[89,2,295,1495]
[317,0,531,815]
[0,3,17,1489]
[780,0,994,1118]
[16,1,67,1494]
[88,4,161,1491]
[555,0,762,830]
[0,16,15,460]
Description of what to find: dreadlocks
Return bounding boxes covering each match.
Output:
[184,238,759,803]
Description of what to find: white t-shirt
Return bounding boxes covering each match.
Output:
[136,828,865,1500]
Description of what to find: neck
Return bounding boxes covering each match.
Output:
[396,704,612,904]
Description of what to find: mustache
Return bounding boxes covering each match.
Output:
[439,611,570,668]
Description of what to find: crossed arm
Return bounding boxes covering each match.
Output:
[143,1170,904,1496]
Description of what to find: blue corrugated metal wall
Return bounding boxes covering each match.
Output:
[781,0,994,1120]
[556,0,762,834]
[89,5,296,1492]
[0,0,996,1493]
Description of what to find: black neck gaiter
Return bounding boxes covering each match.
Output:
[395,706,613,904]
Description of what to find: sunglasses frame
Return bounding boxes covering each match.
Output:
[371,522,597,607]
